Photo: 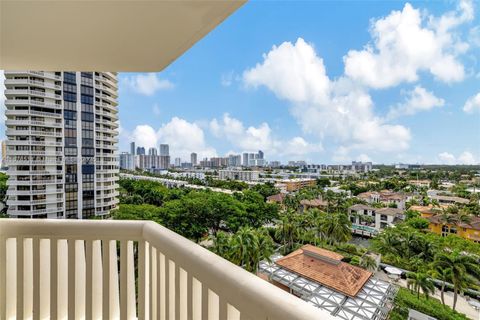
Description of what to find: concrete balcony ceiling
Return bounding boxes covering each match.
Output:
[0,0,246,71]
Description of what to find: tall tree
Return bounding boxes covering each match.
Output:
[429,262,452,306]
[212,227,274,273]
[433,251,480,310]
[407,272,435,300]
[275,209,302,254]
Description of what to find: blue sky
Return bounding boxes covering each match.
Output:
[10,1,480,165]
[117,0,480,165]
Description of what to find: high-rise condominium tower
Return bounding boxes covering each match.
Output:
[159,144,169,156]
[136,146,145,155]
[148,147,158,156]
[130,141,136,155]
[190,152,197,166]
[4,71,119,219]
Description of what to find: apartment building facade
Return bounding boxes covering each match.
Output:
[219,169,260,181]
[4,71,119,219]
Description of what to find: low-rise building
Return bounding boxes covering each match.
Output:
[299,198,328,211]
[426,215,480,243]
[219,169,260,181]
[408,180,431,188]
[266,193,286,205]
[429,195,469,205]
[348,204,404,234]
[276,178,316,192]
[408,205,446,217]
[357,190,413,210]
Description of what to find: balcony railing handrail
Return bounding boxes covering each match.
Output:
[0,219,329,320]
[141,221,327,320]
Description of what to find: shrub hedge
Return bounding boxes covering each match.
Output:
[389,288,469,320]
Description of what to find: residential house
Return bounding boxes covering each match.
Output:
[299,198,328,212]
[348,204,404,233]
[429,195,469,205]
[426,215,480,243]
[357,190,413,210]
[408,180,431,188]
[267,193,286,205]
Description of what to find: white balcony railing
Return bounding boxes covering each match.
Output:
[0,219,329,320]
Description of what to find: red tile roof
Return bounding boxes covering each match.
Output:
[300,199,328,207]
[267,193,286,203]
[275,245,372,297]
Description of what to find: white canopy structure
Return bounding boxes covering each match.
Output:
[0,0,246,71]
[259,255,397,320]
[384,267,403,276]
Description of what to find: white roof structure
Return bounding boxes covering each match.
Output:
[384,267,403,276]
[259,255,397,320]
[0,0,245,71]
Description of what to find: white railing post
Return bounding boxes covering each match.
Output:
[138,240,146,320]
[0,237,5,320]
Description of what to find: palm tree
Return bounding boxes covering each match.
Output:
[210,231,231,259]
[254,228,275,268]
[359,254,377,271]
[402,230,421,260]
[433,251,480,310]
[317,212,351,245]
[275,210,302,254]
[283,195,299,211]
[429,262,452,306]
[372,229,402,257]
[407,272,435,300]
[438,212,457,225]
[230,227,258,271]
[229,227,275,272]
[211,227,274,273]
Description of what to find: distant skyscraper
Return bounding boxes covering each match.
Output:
[136,147,145,155]
[228,154,242,167]
[120,152,135,170]
[175,157,181,167]
[159,155,170,169]
[148,147,158,156]
[249,153,255,166]
[130,142,136,155]
[160,144,169,156]
[269,161,281,168]
[191,152,197,165]
[243,153,249,167]
[258,150,264,159]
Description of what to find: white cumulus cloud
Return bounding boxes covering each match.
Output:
[438,151,477,164]
[387,86,445,119]
[131,125,158,150]
[130,118,217,161]
[209,113,323,157]
[243,38,411,158]
[344,1,472,89]
[158,117,217,160]
[458,151,476,164]
[244,38,330,105]
[463,92,480,113]
[123,73,173,96]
